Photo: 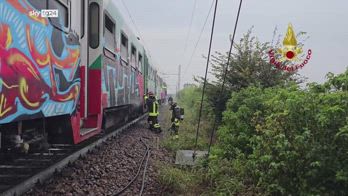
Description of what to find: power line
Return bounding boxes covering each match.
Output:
[119,0,172,92]
[183,0,198,57]
[193,0,219,159]
[120,0,144,44]
[183,0,215,79]
[119,0,159,71]
[207,0,243,156]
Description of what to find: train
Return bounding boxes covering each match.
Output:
[0,0,167,153]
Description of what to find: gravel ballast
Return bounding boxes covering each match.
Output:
[26,107,173,196]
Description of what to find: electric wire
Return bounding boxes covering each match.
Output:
[193,0,219,159]
[183,0,198,56]
[183,0,215,78]
[207,0,243,156]
[120,0,145,45]
[120,0,159,70]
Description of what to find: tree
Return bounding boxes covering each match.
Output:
[212,70,348,194]
[198,28,304,120]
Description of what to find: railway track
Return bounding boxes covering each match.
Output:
[0,114,147,196]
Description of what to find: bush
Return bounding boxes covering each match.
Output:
[159,70,348,195]
[213,70,348,195]
[177,85,214,124]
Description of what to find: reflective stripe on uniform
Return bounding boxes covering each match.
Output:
[175,118,180,126]
[155,101,159,115]
[149,101,158,116]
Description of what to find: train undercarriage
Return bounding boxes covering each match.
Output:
[0,104,143,155]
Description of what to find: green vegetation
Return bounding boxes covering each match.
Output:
[211,75,348,195]
[159,86,212,195]
[158,30,348,195]
[158,165,196,193]
[161,86,211,154]
[198,29,303,120]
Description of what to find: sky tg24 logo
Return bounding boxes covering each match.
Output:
[29,9,59,18]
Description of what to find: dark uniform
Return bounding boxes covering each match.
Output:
[144,94,148,110]
[168,96,173,105]
[146,93,161,133]
[169,103,182,138]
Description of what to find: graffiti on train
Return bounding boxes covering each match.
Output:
[0,1,80,123]
[102,60,143,108]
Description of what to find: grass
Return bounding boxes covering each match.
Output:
[160,104,209,154]
[158,165,195,194]
[157,163,213,195]
[158,102,213,195]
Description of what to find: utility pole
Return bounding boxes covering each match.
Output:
[178,64,181,93]
[159,71,179,96]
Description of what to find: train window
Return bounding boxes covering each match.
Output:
[81,0,85,38]
[48,0,69,28]
[138,54,143,72]
[121,33,129,63]
[104,13,116,50]
[28,0,47,10]
[89,2,99,49]
[105,14,115,34]
[131,45,137,67]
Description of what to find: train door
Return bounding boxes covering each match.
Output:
[78,0,103,136]
[144,53,149,94]
[79,0,88,119]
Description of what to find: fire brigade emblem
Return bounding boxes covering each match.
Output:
[268,23,312,72]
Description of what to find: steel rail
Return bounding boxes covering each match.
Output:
[1,114,147,196]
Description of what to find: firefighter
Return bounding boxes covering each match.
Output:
[168,96,173,106]
[169,102,183,139]
[146,92,161,133]
[143,93,148,110]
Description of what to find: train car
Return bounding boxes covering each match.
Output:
[0,0,165,153]
[160,79,168,104]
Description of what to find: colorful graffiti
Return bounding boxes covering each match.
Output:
[102,55,143,109]
[0,1,80,123]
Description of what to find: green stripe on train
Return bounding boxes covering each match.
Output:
[90,55,102,69]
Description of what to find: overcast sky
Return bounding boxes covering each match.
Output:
[113,0,348,94]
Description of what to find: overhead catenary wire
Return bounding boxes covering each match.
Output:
[120,0,155,51]
[207,0,243,156]
[183,0,215,78]
[120,0,160,73]
[120,0,147,47]
[182,0,198,56]
[193,0,219,159]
